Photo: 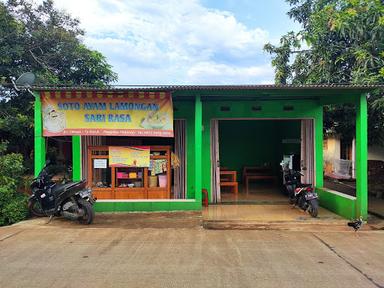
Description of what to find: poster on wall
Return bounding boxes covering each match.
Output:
[109,146,150,167]
[93,159,107,169]
[41,91,173,137]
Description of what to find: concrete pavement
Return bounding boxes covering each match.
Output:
[0,213,383,288]
[203,205,356,231]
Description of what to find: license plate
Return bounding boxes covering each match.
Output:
[305,192,318,200]
[79,189,91,198]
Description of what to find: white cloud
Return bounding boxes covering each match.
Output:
[52,0,274,84]
[186,62,274,84]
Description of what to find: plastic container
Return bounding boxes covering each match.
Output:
[149,176,158,187]
[117,172,128,179]
[129,172,137,179]
[158,175,167,188]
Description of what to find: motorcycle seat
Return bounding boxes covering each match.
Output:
[50,180,86,196]
[297,183,312,188]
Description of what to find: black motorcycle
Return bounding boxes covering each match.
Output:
[28,161,96,224]
[284,170,319,218]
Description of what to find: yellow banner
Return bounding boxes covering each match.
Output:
[109,146,150,167]
[41,91,173,137]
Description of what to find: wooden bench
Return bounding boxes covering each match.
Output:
[243,166,277,194]
[220,170,238,194]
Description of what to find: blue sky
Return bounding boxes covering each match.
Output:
[53,0,301,85]
[202,0,301,38]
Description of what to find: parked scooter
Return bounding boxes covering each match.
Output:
[281,157,319,217]
[283,169,303,203]
[28,161,96,224]
[288,172,319,218]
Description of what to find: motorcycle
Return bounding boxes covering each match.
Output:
[293,182,319,218]
[28,161,96,224]
[281,160,319,217]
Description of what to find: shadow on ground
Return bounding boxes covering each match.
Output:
[24,212,203,230]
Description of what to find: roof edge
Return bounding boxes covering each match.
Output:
[31,84,384,92]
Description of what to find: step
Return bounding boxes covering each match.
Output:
[203,220,371,232]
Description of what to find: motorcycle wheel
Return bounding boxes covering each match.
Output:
[286,186,294,204]
[298,195,306,209]
[77,199,94,225]
[28,199,45,217]
[308,199,319,218]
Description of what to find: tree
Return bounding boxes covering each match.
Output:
[2,0,117,86]
[0,142,28,226]
[264,0,384,144]
[0,0,118,170]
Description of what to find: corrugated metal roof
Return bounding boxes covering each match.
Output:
[32,84,384,91]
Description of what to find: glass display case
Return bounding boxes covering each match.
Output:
[88,148,113,199]
[88,146,171,199]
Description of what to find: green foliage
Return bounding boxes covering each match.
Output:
[0,184,28,226]
[264,0,384,144]
[0,97,34,168]
[323,104,356,140]
[264,32,301,84]
[0,143,28,226]
[0,151,24,187]
[2,0,117,86]
[0,0,118,224]
[0,0,118,171]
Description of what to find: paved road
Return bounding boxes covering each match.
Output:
[0,214,383,288]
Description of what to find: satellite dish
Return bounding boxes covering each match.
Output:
[11,72,36,96]
[15,72,35,88]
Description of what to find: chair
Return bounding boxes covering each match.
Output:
[219,170,238,194]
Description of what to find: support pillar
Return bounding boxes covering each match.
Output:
[355,93,368,219]
[72,136,82,181]
[34,91,46,177]
[194,95,202,205]
[315,106,324,187]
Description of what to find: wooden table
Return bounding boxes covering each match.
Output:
[243,166,276,194]
[220,170,238,194]
[245,175,277,194]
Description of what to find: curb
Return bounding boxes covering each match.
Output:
[202,220,369,232]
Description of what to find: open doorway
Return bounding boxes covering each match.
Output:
[211,119,314,204]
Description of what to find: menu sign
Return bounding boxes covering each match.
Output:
[41,91,173,137]
[108,146,150,167]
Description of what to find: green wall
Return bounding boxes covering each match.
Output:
[94,201,200,212]
[174,100,196,199]
[218,120,301,180]
[279,121,302,155]
[316,188,356,219]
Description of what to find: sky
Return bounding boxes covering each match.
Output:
[52,0,301,85]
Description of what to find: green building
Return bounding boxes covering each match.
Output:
[33,85,377,219]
